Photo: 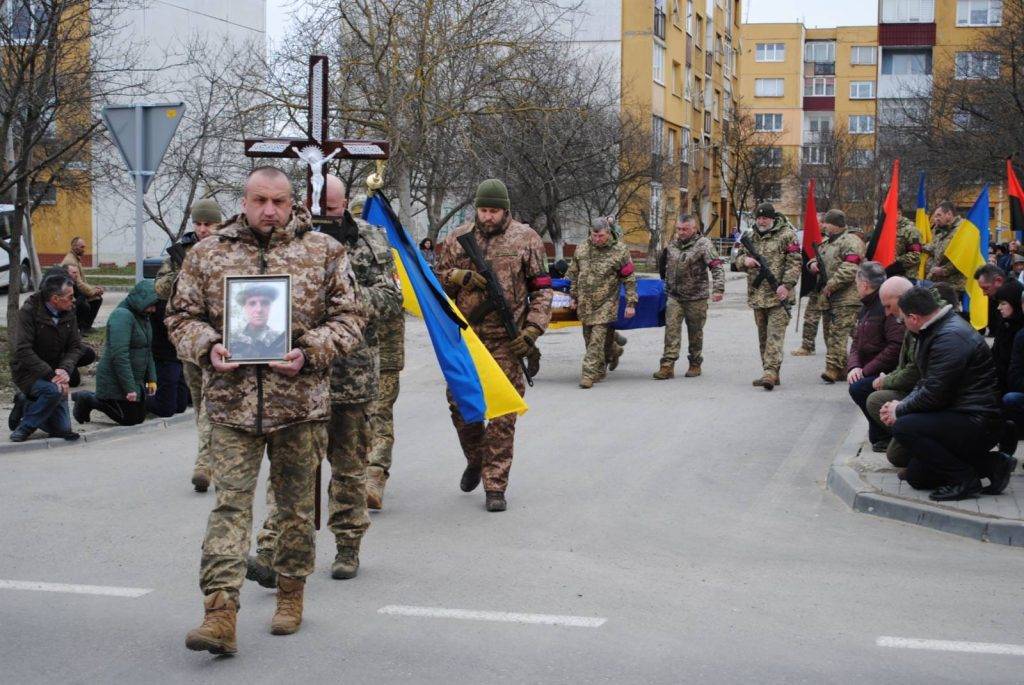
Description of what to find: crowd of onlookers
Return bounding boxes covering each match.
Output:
[843,260,1021,502]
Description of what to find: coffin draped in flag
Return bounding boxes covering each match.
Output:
[866,159,899,267]
[916,172,931,280]
[362,193,527,422]
[945,185,990,331]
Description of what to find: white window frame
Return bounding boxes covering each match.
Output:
[881,0,935,23]
[686,0,694,35]
[653,42,666,84]
[804,41,836,63]
[955,51,1000,80]
[849,81,875,99]
[680,127,692,164]
[757,147,783,168]
[650,182,663,225]
[804,76,835,97]
[755,42,786,62]
[754,113,783,132]
[763,183,783,202]
[803,145,829,166]
[850,46,876,65]
[849,115,875,134]
[668,129,676,164]
[652,116,665,156]
[6,0,48,43]
[956,0,1002,27]
[755,78,784,97]
[684,65,693,101]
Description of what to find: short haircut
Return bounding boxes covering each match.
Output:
[898,286,941,316]
[40,273,73,301]
[677,214,696,226]
[70,236,83,245]
[591,217,612,232]
[975,264,1006,281]
[246,165,290,185]
[856,261,887,289]
[936,200,956,214]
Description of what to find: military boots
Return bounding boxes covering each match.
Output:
[579,377,595,389]
[185,591,238,654]
[790,347,814,356]
[485,491,507,512]
[270,576,305,635]
[332,546,359,580]
[821,368,842,384]
[753,373,780,390]
[245,553,277,589]
[366,468,386,510]
[460,464,481,492]
[684,364,701,377]
[652,364,674,380]
[191,467,210,493]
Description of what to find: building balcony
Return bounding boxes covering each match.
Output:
[878,73,932,99]
[878,23,935,47]
[803,96,835,111]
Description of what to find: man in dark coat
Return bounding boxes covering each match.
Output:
[9,273,84,442]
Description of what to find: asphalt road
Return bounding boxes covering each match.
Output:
[2,276,1022,683]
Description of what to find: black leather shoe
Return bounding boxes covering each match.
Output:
[72,394,91,424]
[460,465,481,492]
[485,491,507,512]
[999,421,1018,457]
[929,479,983,501]
[983,453,1018,495]
[8,393,26,431]
[871,440,889,453]
[9,424,35,442]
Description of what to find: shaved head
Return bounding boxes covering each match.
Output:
[880,276,914,317]
[322,174,348,215]
[242,167,294,233]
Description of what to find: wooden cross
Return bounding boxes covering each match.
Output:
[244,55,389,217]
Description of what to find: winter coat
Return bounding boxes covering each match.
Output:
[96,280,158,400]
[812,229,866,309]
[847,289,905,376]
[990,282,1024,393]
[11,292,85,394]
[660,235,725,302]
[732,218,802,309]
[566,235,638,325]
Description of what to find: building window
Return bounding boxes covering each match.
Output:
[650,183,663,224]
[805,114,833,142]
[713,89,721,120]
[755,78,784,97]
[881,49,932,75]
[756,147,783,167]
[955,51,1000,79]
[763,183,783,202]
[956,0,1002,26]
[881,0,935,23]
[29,182,56,205]
[667,129,676,164]
[686,0,694,35]
[850,149,875,167]
[804,41,836,63]
[695,15,703,47]
[671,0,681,26]
[850,46,877,65]
[704,110,712,134]
[654,0,667,40]
[685,65,693,100]
[754,113,783,131]
[715,34,723,64]
[723,38,734,78]
[878,98,926,127]
[849,81,875,99]
[651,115,665,157]
[680,127,692,164]
[802,145,829,166]
[849,115,875,134]
[672,61,683,96]
[7,1,49,41]
[755,42,786,62]
[804,76,835,97]
[653,42,666,84]
[723,90,732,120]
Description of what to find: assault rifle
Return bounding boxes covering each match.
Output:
[810,241,830,299]
[457,232,537,387]
[740,233,791,315]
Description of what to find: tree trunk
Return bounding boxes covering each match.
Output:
[23,209,41,289]
[6,178,28,330]
[393,157,415,232]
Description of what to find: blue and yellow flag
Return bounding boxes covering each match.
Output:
[945,185,990,331]
[363,193,527,422]
[915,172,931,280]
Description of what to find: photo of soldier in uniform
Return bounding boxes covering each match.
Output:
[223,275,291,363]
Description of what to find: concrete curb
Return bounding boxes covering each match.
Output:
[826,425,1024,547]
[0,410,194,456]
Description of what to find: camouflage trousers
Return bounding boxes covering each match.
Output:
[200,421,324,606]
[822,305,860,373]
[448,340,524,493]
[661,298,708,366]
[752,305,791,375]
[182,361,211,473]
[367,370,400,477]
[257,403,371,556]
[800,293,822,352]
[581,324,619,381]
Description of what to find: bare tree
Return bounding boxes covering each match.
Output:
[721,105,796,227]
[798,127,881,226]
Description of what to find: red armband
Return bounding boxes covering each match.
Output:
[844,254,862,264]
[785,243,801,254]
[527,275,552,291]
[708,258,724,268]
[909,243,922,253]
[618,262,635,277]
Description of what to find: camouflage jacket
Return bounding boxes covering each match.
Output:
[437,216,553,341]
[732,218,802,309]
[813,229,865,309]
[154,230,212,301]
[890,216,923,277]
[329,217,402,405]
[662,235,725,302]
[924,217,967,292]
[166,206,366,434]
[377,312,405,372]
[566,236,638,325]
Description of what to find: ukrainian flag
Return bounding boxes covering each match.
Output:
[945,185,990,331]
[363,193,527,422]
[915,172,931,280]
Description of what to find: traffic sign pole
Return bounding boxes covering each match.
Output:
[134,105,144,283]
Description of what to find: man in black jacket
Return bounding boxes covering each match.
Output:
[9,273,85,442]
[880,286,1017,501]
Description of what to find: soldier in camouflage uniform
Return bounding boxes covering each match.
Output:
[249,175,401,584]
[366,309,404,510]
[887,212,923,278]
[566,218,637,388]
[436,179,552,512]
[923,201,967,298]
[792,291,822,356]
[653,215,725,379]
[168,167,366,653]
[733,203,802,390]
[807,209,866,383]
[154,197,222,493]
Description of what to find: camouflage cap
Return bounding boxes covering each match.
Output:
[823,209,847,228]
[190,198,222,225]
[235,283,279,306]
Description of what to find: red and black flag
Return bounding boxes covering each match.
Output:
[799,179,823,296]
[865,159,900,267]
[1008,158,1024,239]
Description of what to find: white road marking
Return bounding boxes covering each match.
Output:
[0,579,152,598]
[379,605,606,628]
[877,636,1024,656]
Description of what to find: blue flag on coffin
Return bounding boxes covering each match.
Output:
[549,277,666,329]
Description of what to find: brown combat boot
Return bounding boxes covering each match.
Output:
[790,347,814,356]
[366,468,386,510]
[821,367,841,384]
[652,364,674,380]
[191,467,210,493]
[579,377,595,389]
[331,546,359,580]
[270,576,305,635]
[593,370,607,383]
[607,346,623,371]
[761,372,780,391]
[185,591,238,654]
[684,364,701,377]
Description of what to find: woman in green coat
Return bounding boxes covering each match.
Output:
[72,280,159,426]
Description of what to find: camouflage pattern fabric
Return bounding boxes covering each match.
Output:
[367,370,400,475]
[923,217,967,293]
[230,325,287,360]
[822,305,860,373]
[732,218,802,309]
[660,298,708,365]
[815,229,865,309]
[377,312,405,372]
[800,292,822,352]
[566,236,638,325]
[581,324,614,380]
[893,216,923,277]
[182,361,211,472]
[663,235,725,301]
[753,305,791,375]
[200,421,324,607]
[166,205,366,434]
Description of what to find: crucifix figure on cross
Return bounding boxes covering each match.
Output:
[244,54,389,217]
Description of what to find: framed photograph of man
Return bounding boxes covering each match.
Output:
[223,275,291,364]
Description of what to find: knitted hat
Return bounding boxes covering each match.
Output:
[474,179,510,210]
[191,198,222,225]
[823,209,847,228]
[755,202,776,219]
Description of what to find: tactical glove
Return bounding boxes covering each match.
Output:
[509,325,541,356]
[448,268,488,290]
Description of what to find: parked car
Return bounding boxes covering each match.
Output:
[0,205,36,291]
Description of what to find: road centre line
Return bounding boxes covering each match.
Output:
[0,579,153,598]
[379,605,606,628]
[877,636,1024,656]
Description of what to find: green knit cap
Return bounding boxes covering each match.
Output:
[474,178,510,210]
[190,198,222,225]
